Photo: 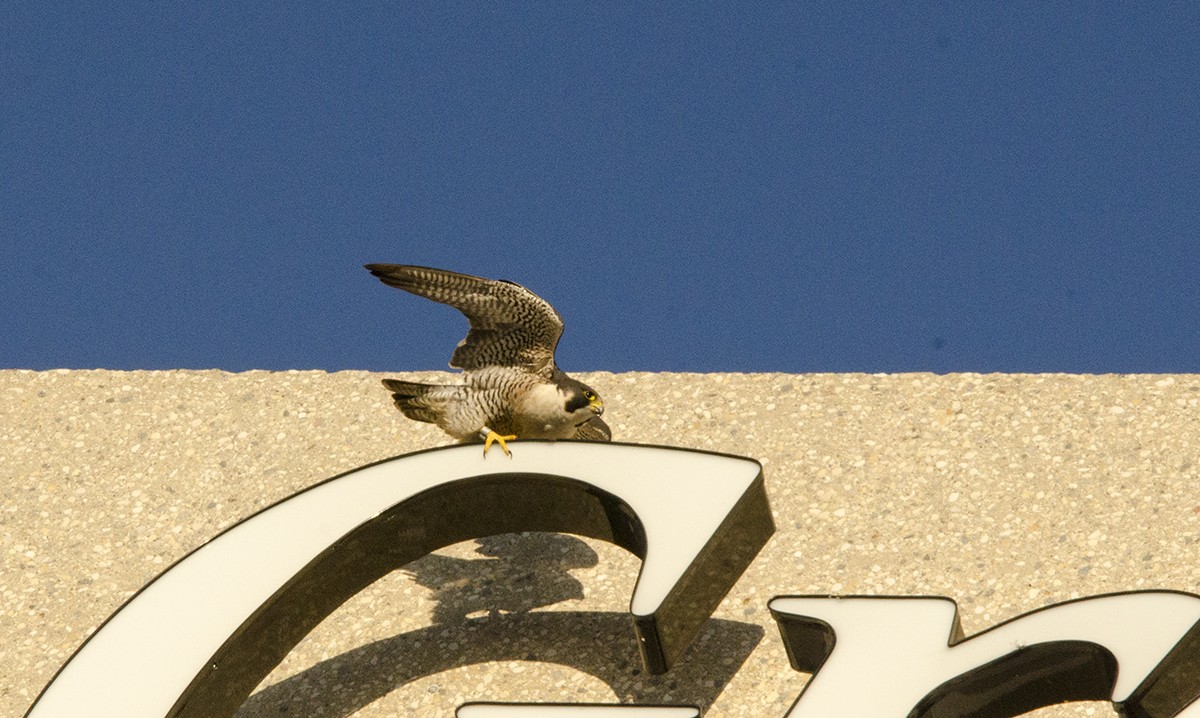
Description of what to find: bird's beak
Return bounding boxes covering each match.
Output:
[590,398,604,416]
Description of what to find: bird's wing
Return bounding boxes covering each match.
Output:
[366,264,564,374]
[572,416,612,441]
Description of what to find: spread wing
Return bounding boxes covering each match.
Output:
[366,264,564,375]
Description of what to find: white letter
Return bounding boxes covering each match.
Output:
[29,443,771,718]
[771,592,1200,716]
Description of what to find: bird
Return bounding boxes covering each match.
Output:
[365,264,610,456]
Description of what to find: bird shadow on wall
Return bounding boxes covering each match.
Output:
[406,532,600,623]
[237,532,763,717]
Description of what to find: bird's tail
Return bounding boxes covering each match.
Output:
[381,379,458,425]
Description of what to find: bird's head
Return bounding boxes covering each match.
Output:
[560,378,604,423]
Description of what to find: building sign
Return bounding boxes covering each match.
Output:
[770,593,1200,717]
[24,443,1200,717]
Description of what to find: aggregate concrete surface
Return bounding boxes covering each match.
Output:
[3,369,1198,717]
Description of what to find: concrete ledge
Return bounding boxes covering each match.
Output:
[3,370,1198,716]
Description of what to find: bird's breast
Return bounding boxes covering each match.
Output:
[512,382,577,438]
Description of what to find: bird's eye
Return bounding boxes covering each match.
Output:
[584,390,596,400]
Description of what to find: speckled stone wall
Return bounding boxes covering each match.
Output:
[3,370,1198,717]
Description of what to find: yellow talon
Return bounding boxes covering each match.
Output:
[483,431,518,457]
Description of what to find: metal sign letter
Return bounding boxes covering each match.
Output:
[27,442,772,718]
[770,592,1200,716]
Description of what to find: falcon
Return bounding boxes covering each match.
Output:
[365,264,611,456]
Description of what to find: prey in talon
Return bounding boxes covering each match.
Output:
[367,264,611,457]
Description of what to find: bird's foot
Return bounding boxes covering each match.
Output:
[482,430,518,458]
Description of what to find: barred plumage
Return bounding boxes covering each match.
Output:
[367,264,611,454]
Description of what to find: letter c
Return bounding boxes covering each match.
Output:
[27,442,772,718]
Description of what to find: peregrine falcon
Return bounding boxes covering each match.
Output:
[365,264,611,456]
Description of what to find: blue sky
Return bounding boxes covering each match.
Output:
[4,3,1198,373]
